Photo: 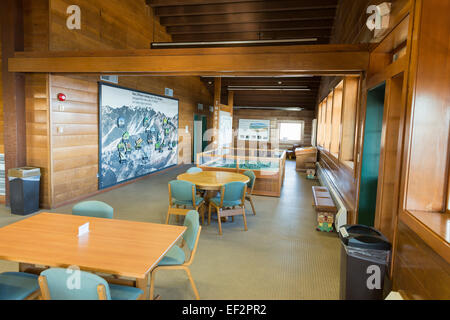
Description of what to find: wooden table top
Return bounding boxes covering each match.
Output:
[177,170,249,190]
[0,213,186,279]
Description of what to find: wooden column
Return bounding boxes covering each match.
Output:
[227,90,234,116]
[212,77,221,148]
[1,0,26,204]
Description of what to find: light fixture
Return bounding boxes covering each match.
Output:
[227,86,310,91]
[234,106,304,111]
[152,38,318,49]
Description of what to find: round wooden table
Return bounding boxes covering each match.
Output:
[177,170,250,191]
[177,171,250,223]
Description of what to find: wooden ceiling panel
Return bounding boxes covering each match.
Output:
[155,0,338,17]
[146,1,341,110]
[159,9,337,27]
[166,20,334,35]
[202,76,321,110]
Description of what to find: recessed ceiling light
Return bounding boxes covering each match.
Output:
[278,81,282,85]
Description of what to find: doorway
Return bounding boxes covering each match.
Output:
[193,114,207,163]
[358,83,386,226]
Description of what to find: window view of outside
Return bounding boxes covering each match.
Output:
[279,122,303,142]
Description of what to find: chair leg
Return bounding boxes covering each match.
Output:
[165,210,171,224]
[184,267,200,300]
[217,208,223,235]
[242,207,248,231]
[149,269,157,300]
[249,196,256,215]
[200,205,205,225]
[208,203,212,225]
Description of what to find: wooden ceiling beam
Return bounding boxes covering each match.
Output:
[9,44,369,75]
[171,30,331,42]
[159,9,337,26]
[167,20,334,35]
[146,0,262,7]
[155,0,338,17]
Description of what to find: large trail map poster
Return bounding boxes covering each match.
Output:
[99,83,179,189]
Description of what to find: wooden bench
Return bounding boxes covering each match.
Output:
[312,186,337,213]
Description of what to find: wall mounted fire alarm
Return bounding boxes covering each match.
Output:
[57,93,67,102]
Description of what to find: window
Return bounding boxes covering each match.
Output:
[331,82,343,156]
[279,122,303,143]
[316,77,360,170]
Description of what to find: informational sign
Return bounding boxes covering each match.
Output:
[218,111,233,148]
[99,83,179,189]
[238,119,270,142]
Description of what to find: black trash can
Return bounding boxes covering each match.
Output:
[338,225,391,300]
[8,167,41,215]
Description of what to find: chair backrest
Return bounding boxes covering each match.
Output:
[221,182,246,204]
[183,210,200,251]
[39,268,111,300]
[72,201,114,219]
[169,180,196,203]
[183,210,202,265]
[186,167,203,174]
[243,170,256,191]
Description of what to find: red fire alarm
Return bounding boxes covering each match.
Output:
[57,93,66,101]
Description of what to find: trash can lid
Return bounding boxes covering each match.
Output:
[8,167,41,178]
[339,225,391,250]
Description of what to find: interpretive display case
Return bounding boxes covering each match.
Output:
[197,148,286,197]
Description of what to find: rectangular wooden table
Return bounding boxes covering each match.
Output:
[0,212,186,299]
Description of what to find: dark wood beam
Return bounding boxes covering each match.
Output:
[147,0,262,7]
[8,44,370,75]
[167,20,334,35]
[160,9,337,26]
[1,0,26,204]
[172,29,331,42]
[155,0,338,17]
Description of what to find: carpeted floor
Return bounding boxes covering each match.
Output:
[0,160,340,299]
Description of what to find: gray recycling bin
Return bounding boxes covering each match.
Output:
[8,167,41,215]
[338,225,391,300]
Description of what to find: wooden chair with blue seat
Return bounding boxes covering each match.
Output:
[167,180,205,225]
[38,268,143,300]
[150,210,201,300]
[72,200,114,219]
[186,167,203,174]
[243,170,257,215]
[0,272,40,300]
[208,181,248,235]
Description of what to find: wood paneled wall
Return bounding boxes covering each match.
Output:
[48,0,170,51]
[392,0,450,299]
[232,109,314,150]
[319,0,410,101]
[18,0,210,207]
[26,73,51,207]
[50,75,98,205]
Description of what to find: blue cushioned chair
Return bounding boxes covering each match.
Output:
[167,180,205,225]
[150,210,201,300]
[72,201,114,219]
[0,272,40,300]
[208,181,247,235]
[243,170,257,215]
[38,268,143,300]
[186,167,203,174]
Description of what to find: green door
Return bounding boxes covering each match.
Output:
[358,83,385,226]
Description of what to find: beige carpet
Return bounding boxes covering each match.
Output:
[0,160,340,299]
